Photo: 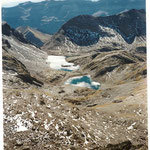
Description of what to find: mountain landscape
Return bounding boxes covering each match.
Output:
[2,1,147,150]
[2,0,145,34]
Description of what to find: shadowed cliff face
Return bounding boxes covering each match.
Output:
[97,9,146,44]
[61,9,146,45]
[43,9,146,52]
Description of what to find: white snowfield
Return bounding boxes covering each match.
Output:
[46,55,80,71]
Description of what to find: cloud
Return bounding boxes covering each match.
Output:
[2,0,101,7]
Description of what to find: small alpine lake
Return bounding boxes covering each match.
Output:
[65,75,100,90]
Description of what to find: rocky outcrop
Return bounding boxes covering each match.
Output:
[2,22,29,44]
[136,46,146,53]
[104,140,146,150]
[16,26,51,47]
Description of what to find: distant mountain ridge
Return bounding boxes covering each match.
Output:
[62,9,145,45]
[43,9,146,52]
[2,0,145,34]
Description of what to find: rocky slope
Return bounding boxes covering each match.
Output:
[2,0,145,34]
[3,21,147,150]
[16,26,51,47]
[67,50,146,84]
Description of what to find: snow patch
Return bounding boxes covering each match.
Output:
[16,117,29,132]
[46,55,79,71]
[127,122,136,130]
[4,113,32,132]
[48,113,52,118]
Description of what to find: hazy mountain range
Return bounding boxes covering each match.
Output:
[2,0,145,34]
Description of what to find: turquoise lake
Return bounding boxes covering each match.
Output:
[66,75,100,90]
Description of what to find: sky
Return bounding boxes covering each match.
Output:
[2,0,46,7]
[2,0,101,7]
